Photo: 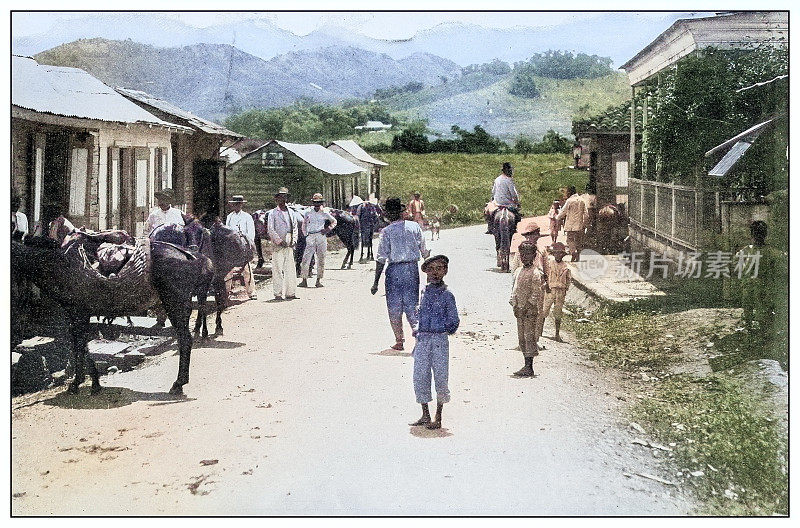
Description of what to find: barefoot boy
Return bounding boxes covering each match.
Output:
[410,255,460,430]
[510,241,544,377]
[539,242,571,342]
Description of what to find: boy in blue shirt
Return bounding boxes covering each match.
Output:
[410,255,460,430]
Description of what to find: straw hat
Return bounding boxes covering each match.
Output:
[349,195,364,207]
[154,188,175,201]
[311,193,325,203]
[228,195,247,204]
[275,187,289,196]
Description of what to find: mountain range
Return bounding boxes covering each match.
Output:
[15,11,698,67]
[34,39,462,122]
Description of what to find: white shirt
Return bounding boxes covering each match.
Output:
[492,174,520,207]
[12,211,28,238]
[226,209,256,243]
[302,207,337,236]
[146,206,184,234]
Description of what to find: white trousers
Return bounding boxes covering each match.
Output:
[272,246,297,297]
[301,232,327,280]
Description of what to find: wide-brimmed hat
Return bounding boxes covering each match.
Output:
[384,197,405,213]
[520,226,542,237]
[228,195,247,204]
[549,242,568,254]
[368,193,378,205]
[154,188,174,201]
[421,254,449,272]
[311,193,325,203]
[275,187,289,196]
[349,195,364,207]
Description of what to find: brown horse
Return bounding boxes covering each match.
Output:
[11,235,213,395]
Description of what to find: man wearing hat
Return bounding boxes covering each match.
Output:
[371,197,430,350]
[488,162,522,234]
[557,185,588,262]
[266,187,303,300]
[145,188,184,235]
[226,195,257,300]
[510,226,546,273]
[298,193,337,288]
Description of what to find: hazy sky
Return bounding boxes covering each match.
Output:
[12,9,693,41]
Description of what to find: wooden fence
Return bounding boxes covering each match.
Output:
[628,178,720,251]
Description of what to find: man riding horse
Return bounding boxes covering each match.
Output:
[487,162,522,271]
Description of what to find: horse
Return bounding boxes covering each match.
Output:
[189,215,254,339]
[329,209,359,269]
[492,207,516,272]
[594,204,628,254]
[11,233,213,395]
[356,202,384,262]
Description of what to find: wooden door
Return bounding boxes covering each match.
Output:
[134,148,150,236]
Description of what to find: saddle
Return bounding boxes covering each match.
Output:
[63,229,138,278]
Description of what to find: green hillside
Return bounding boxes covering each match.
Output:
[376,152,588,225]
[384,72,630,142]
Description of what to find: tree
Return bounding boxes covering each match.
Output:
[392,129,429,153]
[509,67,540,99]
[514,137,534,158]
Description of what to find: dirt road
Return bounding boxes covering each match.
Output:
[12,224,692,515]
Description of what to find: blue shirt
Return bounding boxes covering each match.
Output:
[417,281,460,335]
[376,220,427,264]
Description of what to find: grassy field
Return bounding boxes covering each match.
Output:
[387,73,630,142]
[377,153,588,224]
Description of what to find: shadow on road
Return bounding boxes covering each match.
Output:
[40,386,193,410]
[409,426,453,438]
[195,339,246,350]
[370,348,412,357]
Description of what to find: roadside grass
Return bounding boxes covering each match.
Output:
[632,376,788,515]
[377,153,587,224]
[564,304,788,515]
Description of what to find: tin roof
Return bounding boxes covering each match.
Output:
[273,140,364,175]
[12,56,188,130]
[706,118,776,177]
[115,87,242,139]
[328,140,388,166]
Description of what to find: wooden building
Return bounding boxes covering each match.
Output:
[115,88,242,219]
[619,11,788,257]
[326,140,388,199]
[223,140,365,212]
[11,56,191,236]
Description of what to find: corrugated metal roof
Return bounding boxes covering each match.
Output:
[115,87,242,138]
[707,118,774,177]
[12,56,188,130]
[274,140,364,175]
[709,140,754,177]
[329,140,388,166]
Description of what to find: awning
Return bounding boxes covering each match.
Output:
[705,118,776,178]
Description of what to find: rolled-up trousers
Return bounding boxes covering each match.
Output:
[301,232,327,280]
[413,333,450,404]
[272,246,297,297]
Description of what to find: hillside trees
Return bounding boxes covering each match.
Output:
[515,50,614,79]
[224,101,399,142]
[509,66,540,98]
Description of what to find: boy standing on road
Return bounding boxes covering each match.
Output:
[410,255,460,430]
[510,241,545,377]
[538,242,571,342]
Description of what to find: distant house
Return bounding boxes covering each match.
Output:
[11,55,192,236]
[620,11,788,257]
[220,138,269,166]
[223,140,365,212]
[115,88,242,218]
[354,121,392,131]
[572,100,650,208]
[326,140,388,199]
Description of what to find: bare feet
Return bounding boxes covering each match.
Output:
[390,342,404,351]
[409,416,431,426]
[315,281,323,287]
[426,421,441,430]
[298,280,308,288]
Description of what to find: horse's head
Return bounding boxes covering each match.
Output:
[183,219,209,251]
